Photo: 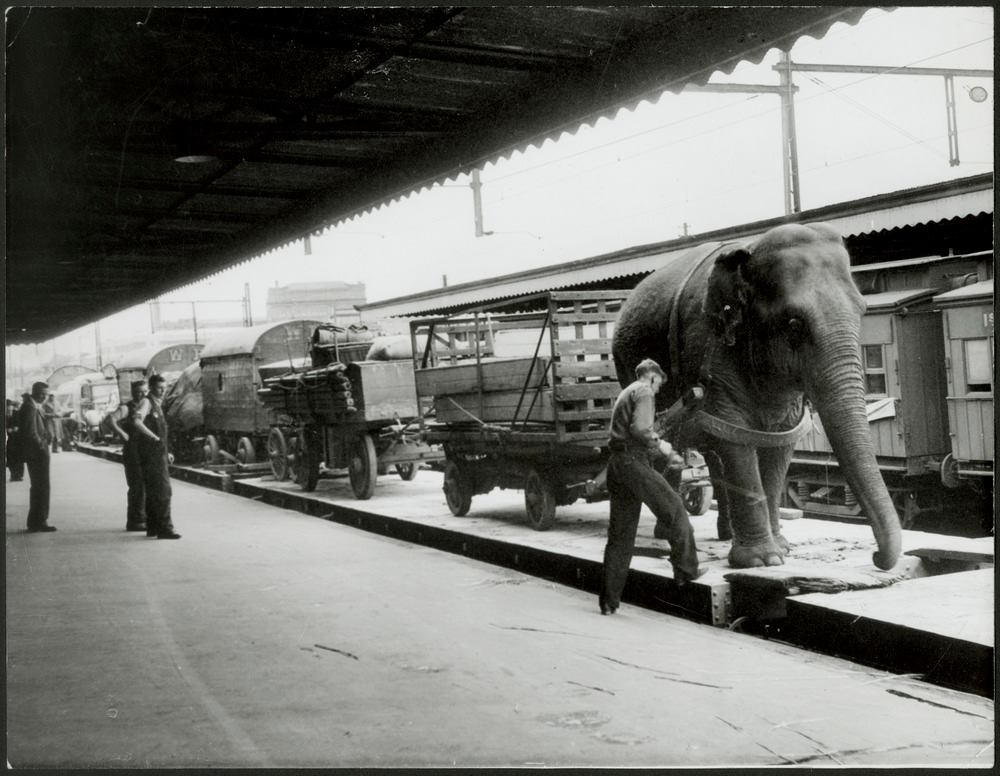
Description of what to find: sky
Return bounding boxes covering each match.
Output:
[6,5,995,382]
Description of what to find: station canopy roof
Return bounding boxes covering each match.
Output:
[5,5,872,345]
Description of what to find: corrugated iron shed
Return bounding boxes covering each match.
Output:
[5,6,871,344]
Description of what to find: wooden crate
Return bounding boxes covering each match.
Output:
[347,360,419,422]
[415,357,548,397]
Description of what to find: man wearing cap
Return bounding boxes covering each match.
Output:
[599,358,701,614]
[107,379,148,532]
[15,381,57,532]
[133,374,180,539]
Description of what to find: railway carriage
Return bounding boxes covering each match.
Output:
[786,259,994,532]
[198,319,321,466]
[934,280,994,520]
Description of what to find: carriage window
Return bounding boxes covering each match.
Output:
[862,345,887,396]
[964,338,993,393]
[217,373,224,391]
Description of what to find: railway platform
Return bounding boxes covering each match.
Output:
[5,450,994,768]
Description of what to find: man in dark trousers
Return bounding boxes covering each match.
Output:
[599,358,702,615]
[133,374,180,540]
[107,379,148,532]
[6,397,25,481]
[16,382,56,532]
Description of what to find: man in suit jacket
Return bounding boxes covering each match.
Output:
[16,382,56,532]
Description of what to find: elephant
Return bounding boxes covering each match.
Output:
[612,222,902,571]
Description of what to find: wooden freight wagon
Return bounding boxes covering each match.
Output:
[259,349,441,498]
[199,319,321,465]
[113,342,203,399]
[934,280,994,492]
[411,290,712,530]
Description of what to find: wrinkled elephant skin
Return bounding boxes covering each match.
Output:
[612,223,902,571]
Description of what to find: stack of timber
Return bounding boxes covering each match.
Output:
[259,363,357,421]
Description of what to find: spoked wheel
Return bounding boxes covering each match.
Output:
[682,484,714,516]
[395,462,418,481]
[267,427,291,481]
[293,429,320,492]
[442,460,472,516]
[203,434,221,466]
[524,469,556,531]
[236,436,257,465]
[348,433,378,500]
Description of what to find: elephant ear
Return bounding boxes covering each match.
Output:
[704,245,751,347]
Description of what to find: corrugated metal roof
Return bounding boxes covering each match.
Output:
[934,279,995,304]
[359,173,994,319]
[5,6,872,344]
[199,320,321,359]
[862,288,937,311]
[852,250,994,274]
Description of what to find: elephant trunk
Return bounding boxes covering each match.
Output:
[807,330,902,570]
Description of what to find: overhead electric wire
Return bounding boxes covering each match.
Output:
[481,34,993,195]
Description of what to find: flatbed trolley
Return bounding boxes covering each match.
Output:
[410,290,712,529]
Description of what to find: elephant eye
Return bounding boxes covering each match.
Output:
[787,316,808,345]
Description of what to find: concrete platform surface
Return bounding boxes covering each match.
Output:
[6,452,995,768]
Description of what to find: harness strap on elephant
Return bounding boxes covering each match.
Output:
[667,240,728,385]
[692,407,811,447]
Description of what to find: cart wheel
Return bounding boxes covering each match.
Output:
[267,427,290,481]
[396,462,419,481]
[203,435,220,466]
[682,484,713,516]
[443,460,472,516]
[348,433,378,500]
[524,469,556,531]
[236,436,257,465]
[294,431,320,492]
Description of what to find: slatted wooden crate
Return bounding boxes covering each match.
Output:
[547,290,625,443]
[412,290,628,443]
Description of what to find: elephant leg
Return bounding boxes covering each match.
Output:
[704,451,732,540]
[713,441,783,567]
[758,445,795,555]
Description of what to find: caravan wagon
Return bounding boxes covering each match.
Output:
[197,320,321,465]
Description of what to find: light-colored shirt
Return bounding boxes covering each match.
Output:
[609,380,662,452]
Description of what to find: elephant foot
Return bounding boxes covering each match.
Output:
[728,542,785,568]
[773,532,791,555]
